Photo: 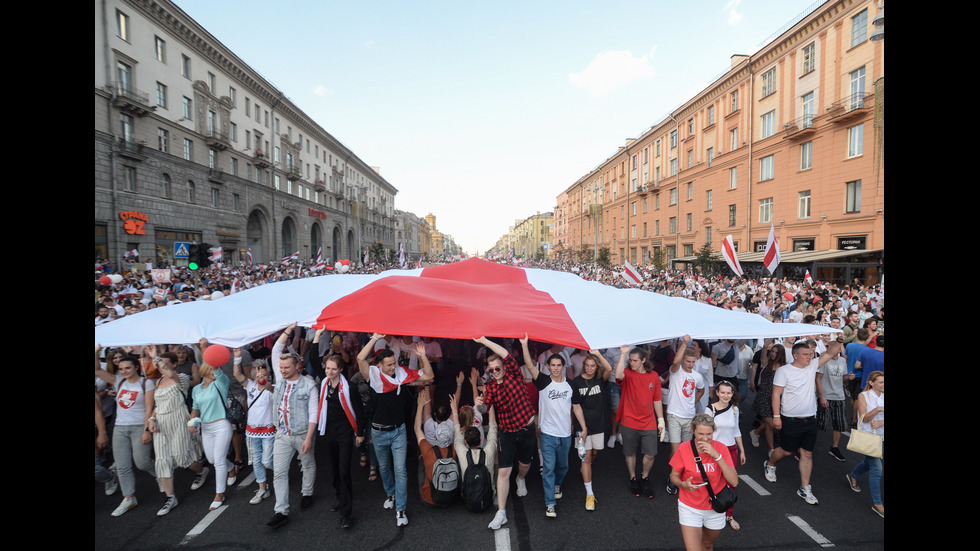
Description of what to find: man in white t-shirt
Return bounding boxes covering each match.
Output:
[663,335,704,496]
[763,338,843,506]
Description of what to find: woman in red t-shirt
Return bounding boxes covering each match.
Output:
[669,413,739,551]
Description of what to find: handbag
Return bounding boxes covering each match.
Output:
[216,385,246,425]
[691,439,737,513]
[846,427,882,458]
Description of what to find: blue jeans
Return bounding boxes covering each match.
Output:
[540,433,571,507]
[373,424,408,511]
[850,453,883,505]
[249,436,274,484]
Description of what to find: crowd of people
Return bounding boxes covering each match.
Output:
[95,257,884,548]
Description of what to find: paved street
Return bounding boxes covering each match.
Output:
[95,393,883,550]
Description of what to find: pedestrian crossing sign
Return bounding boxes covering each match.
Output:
[174,242,190,258]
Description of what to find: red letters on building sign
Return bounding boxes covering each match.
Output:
[308,208,327,220]
[119,210,149,235]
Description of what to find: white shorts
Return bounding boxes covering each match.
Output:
[583,432,605,451]
[678,500,725,530]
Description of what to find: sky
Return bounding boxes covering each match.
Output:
[173,0,823,254]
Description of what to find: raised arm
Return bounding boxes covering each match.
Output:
[474,336,508,360]
[357,333,385,381]
[670,335,691,373]
[414,389,430,443]
[591,349,613,381]
[615,345,630,381]
[272,322,297,383]
[232,347,248,385]
[415,342,435,383]
[95,345,115,385]
[815,339,843,368]
[519,334,540,381]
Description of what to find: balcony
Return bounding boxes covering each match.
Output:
[253,150,270,169]
[207,168,226,184]
[285,163,302,181]
[111,82,155,117]
[827,92,875,123]
[783,115,817,140]
[116,138,148,161]
[204,128,229,151]
[313,179,326,192]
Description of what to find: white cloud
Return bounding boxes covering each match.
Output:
[724,0,743,24]
[313,85,332,97]
[569,47,656,96]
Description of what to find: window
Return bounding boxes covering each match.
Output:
[632,155,637,170]
[155,82,167,108]
[187,180,195,203]
[707,147,714,167]
[182,96,192,119]
[684,244,694,256]
[631,201,636,215]
[687,150,693,169]
[181,55,191,79]
[233,193,240,212]
[274,174,280,191]
[799,190,811,219]
[116,9,129,41]
[670,158,678,176]
[687,182,693,201]
[208,72,216,94]
[655,220,660,235]
[729,205,736,226]
[207,110,216,136]
[274,147,281,164]
[254,104,260,122]
[116,61,132,95]
[157,128,169,153]
[670,217,677,234]
[643,148,648,164]
[730,128,738,150]
[631,225,636,238]
[154,36,166,63]
[643,198,648,213]
[846,180,862,213]
[670,188,678,206]
[229,122,237,142]
[245,97,250,114]
[686,213,692,232]
[802,92,815,127]
[848,124,864,157]
[761,110,776,138]
[706,190,713,211]
[230,157,238,176]
[670,130,677,148]
[183,138,192,161]
[211,188,220,208]
[760,155,774,181]
[688,118,694,136]
[706,227,712,244]
[265,110,269,127]
[850,66,866,108]
[120,114,134,143]
[287,181,293,195]
[123,166,136,192]
[762,68,776,97]
[162,174,171,198]
[208,148,216,169]
[801,141,812,170]
[729,167,737,189]
[802,42,815,74]
[656,139,661,156]
[759,198,773,223]
[731,90,739,112]
[655,194,660,210]
[851,9,868,47]
[229,87,236,106]
[708,105,715,125]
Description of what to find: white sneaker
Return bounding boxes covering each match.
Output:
[554,486,562,499]
[516,476,528,497]
[250,488,270,505]
[607,435,617,448]
[111,496,137,517]
[616,433,623,445]
[488,510,508,530]
[157,495,178,516]
[191,467,210,491]
[763,460,777,483]
[750,431,760,448]
[545,505,557,518]
[797,485,819,505]
[383,495,395,509]
[396,510,408,526]
[105,467,119,496]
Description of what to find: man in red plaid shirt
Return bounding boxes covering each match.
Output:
[475,335,536,530]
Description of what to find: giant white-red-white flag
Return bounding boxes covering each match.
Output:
[763,224,781,274]
[622,260,643,285]
[722,235,743,277]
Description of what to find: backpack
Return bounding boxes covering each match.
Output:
[462,449,494,512]
[428,446,459,506]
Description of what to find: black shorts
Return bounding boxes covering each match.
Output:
[498,421,536,469]
[845,377,863,401]
[778,416,818,453]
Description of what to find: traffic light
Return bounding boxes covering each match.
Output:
[188,243,201,270]
[199,242,213,269]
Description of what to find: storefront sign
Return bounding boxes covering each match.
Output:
[793,239,815,251]
[837,236,866,250]
[119,210,149,235]
[309,208,327,219]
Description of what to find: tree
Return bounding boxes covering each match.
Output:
[652,248,669,271]
[693,243,718,276]
[597,247,611,267]
[553,241,567,261]
[369,241,385,262]
[578,245,593,263]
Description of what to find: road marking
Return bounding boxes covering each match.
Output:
[738,474,771,496]
[494,527,511,551]
[179,505,227,545]
[238,471,256,487]
[787,514,834,547]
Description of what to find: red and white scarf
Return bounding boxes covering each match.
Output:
[316,375,357,435]
[369,364,420,396]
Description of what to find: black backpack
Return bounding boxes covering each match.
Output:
[462,449,494,512]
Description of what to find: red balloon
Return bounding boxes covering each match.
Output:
[203,344,230,367]
[340,259,350,266]
[99,276,112,285]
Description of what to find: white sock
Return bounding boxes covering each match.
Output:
[584,482,593,495]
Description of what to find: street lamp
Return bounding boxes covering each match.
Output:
[585,184,600,265]
[870,2,884,41]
